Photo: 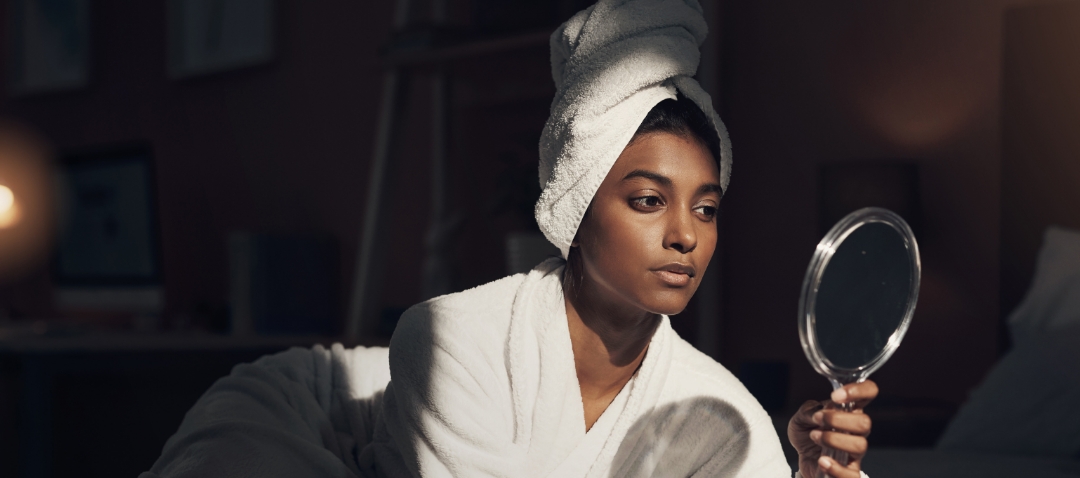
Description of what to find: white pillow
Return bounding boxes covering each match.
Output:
[1008,226,1080,343]
[935,326,1080,458]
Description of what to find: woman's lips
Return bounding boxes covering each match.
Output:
[654,270,691,287]
[652,263,696,287]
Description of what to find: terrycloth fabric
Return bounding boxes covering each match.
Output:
[362,258,791,477]
[143,261,869,477]
[536,0,732,258]
[140,344,390,478]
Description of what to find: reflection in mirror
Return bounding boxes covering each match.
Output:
[814,222,912,369]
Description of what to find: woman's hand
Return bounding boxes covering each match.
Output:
[788,380,878,478]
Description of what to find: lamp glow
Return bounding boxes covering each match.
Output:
[0,184,20,229]
[0,185,13,212]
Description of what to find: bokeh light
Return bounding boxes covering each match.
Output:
[0,184,20,229]
[0,120,54,282]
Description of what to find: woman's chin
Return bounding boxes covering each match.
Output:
[654,306,687,316]
[639,293,694,316]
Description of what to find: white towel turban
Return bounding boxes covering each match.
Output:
[535,0,732,259]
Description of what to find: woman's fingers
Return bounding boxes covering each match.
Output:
[789,400,825,458]
[817,410,872,436]
[804,381,877,477]
[830,380,879,409]
[791,400,824,431]
[818,456,862,478]
[810,430,868,456]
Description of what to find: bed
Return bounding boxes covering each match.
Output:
[863,449,1080,478]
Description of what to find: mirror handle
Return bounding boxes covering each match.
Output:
[815,400,853,478]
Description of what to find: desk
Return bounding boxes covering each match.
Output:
[0,332,380,478]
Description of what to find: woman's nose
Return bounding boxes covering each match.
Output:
[663,209,697,253]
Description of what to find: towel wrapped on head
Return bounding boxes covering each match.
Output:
[536,0,733,259]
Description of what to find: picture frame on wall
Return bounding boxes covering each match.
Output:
[53,145,164,312]
[167,0,276,79]
[6,0,90,95]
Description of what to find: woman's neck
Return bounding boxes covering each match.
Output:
[564,269,660,430]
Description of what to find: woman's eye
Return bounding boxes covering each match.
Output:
[631,196,662,209]
[695,205,718,219]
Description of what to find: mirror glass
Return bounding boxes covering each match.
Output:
[815,222,911,369]
[799,207,920,385]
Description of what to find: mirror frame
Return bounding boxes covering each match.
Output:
[798,207,921,385]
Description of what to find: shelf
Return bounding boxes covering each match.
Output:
[0,331,385,354]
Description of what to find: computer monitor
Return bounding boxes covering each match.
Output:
[52,144,162,313]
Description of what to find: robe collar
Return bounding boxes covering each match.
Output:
[506,258,674,477]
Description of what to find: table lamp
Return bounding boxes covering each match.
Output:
[0,120,55,283]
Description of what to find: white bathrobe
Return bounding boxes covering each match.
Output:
[363,258,791,477]
[143,259,793,478]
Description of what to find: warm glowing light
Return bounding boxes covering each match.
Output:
[0,185,13,212]
[0,184,20,229]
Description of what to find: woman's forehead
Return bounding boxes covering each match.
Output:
[609,132,721,186]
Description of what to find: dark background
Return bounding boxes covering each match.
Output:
[0,0,1064,476]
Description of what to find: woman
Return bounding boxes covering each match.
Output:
[360,95,877,478]
[144,1,875,477]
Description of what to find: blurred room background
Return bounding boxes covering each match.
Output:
[1,0,1077,476]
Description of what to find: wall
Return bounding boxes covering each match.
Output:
[0,0,1052,409]
[0,1,395,329]
[719,0,1043,407]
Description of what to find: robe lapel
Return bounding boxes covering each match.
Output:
[506,258,675,477]
[586,318,674,477]
[507,260,586,476]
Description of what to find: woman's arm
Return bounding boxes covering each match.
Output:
[788,381,878,478]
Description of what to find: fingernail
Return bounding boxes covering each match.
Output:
[832,388,848,402]
[812,411,823,425]
[810,430,822,442]
[818,456,831,470]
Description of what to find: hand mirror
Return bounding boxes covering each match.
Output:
[798,207,920,473]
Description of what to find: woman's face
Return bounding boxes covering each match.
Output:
[574,131,722,316]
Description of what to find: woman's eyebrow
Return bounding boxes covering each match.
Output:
[698,183,723,195]
[622,169,672,187]
[622,170,722,195]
